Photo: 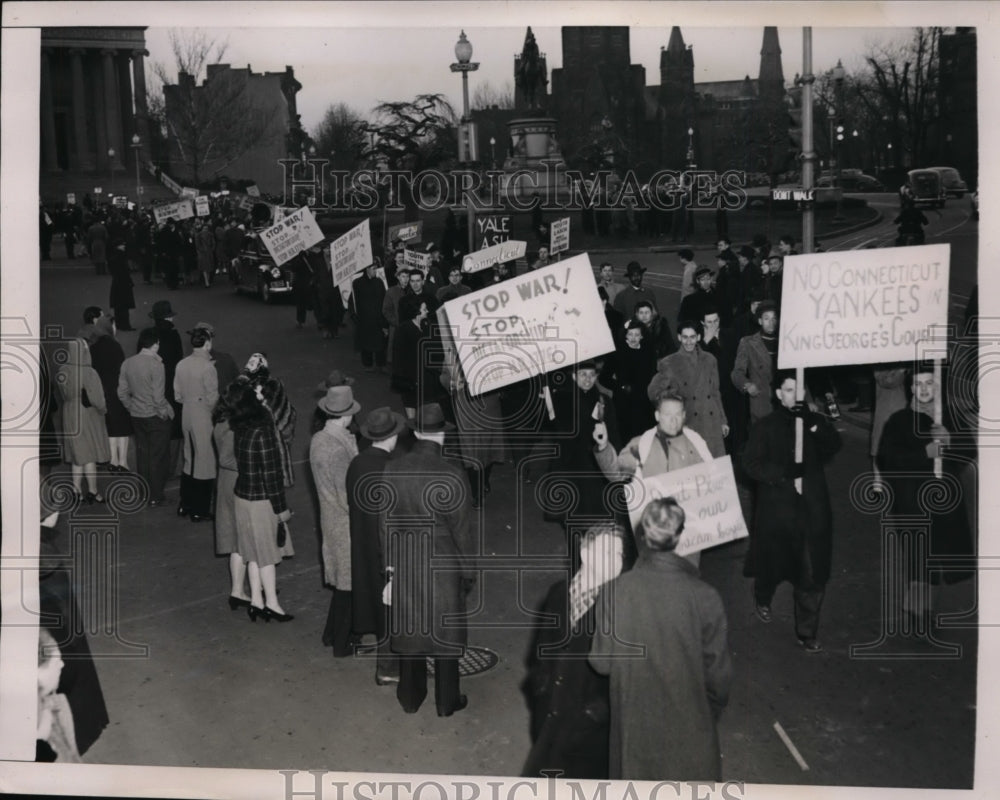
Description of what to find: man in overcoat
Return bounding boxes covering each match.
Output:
[589,497,731,780]
[741,369,841,652]
[380,403,477,716]
[647,321,728,457]
[346,407,407,685]
[731,300,779,425]
[351,263,388,371]
[173,325,219,521]
[149,300,185,472]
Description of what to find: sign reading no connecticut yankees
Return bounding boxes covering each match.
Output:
[440,253,614,396]
[778,244,951,369]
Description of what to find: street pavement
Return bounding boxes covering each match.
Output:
[33,201,980,787]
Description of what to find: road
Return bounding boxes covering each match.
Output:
[31,202,980,790]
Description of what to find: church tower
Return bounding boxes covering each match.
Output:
[658,26,697,169]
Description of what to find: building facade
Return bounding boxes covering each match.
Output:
[39,27,151,175]
[162,63,304,196]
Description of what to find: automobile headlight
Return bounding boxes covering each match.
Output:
[271,267,281,279]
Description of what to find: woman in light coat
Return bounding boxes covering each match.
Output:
[55,338,110,503]
[310,385,361,656]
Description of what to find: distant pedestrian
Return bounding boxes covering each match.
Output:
[195,220,215,287]
[212,380,251,610]
[84,316,131,473]
[107,238,135,330]
[351,262,389,372]
[88,216,109,276]
[174,326,219,522]
[56,339,110,504]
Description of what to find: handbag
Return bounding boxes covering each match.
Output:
[276,520,287,548]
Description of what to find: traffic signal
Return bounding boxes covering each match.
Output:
[836,125,845,142]
[458,121,479,163]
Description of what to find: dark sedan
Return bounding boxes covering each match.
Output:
[228,232,294,303]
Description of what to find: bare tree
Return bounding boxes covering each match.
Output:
[472,80,515,110]
[312,103,369,172]
[149,30,285,186]
[364,94,458,172]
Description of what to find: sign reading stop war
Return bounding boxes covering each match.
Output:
[777,244,951,369]
[153,199,194,224]
[627,456,749,557]
[440,252,614,396]
[260,206,325,266]
[330,219,373,287]
[462,240,527,274]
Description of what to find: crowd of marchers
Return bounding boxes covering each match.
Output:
[36,207,974,781]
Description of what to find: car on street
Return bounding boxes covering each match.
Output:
[229,231,294,303]
[928,166,968,198]
[905,168,947,208]
[816,172,884,192]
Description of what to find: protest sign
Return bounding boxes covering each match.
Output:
[246,184,261,197]
[778,244,950,369]
[549,217,570,254]
[180,187,198,199]
[462,240,527,274]
[387,221,423,244]
[260,206,325,266]
[403,249,432,270]
[475,214,511,250]
[94,187,102,195]
[331,219,374,287]
[112,196,127,208]
[152,199,194,224]
[440,252,614,396]
[626,456,749,557]
[66,193,76,205]
[236,194,256,212]
[194,196,210,217]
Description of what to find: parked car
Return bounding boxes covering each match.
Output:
[905,169,947,208]
[928,166,968,198]
[817,173,884,192]
[229,232,294,303]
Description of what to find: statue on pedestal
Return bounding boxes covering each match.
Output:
[515,27,547,111]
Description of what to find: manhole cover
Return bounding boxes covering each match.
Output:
[427,645,500,677]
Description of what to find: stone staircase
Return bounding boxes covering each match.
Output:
[40,169,178,207]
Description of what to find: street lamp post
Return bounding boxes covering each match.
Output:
[490,136,496,170]
[831,59,846,222]
[451,30,480,256]
[686,126,695,168]
[131,134,142,202]
[108,148,116,200]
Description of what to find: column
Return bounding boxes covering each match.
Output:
[101,49,122,169]
[40,49,59,171]
[69,48,92,169]
[131,49,151,164]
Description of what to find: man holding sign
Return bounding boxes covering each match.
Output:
[741,369,840,653]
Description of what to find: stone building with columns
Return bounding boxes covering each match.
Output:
[40,27,151,186]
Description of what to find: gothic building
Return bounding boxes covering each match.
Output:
[542,25,793,181]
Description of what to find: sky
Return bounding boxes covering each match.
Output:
[141,24,915,136]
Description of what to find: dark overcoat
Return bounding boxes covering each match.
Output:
[876,408,973,583]
[88,334,131,437]
[741,407,841,587]
[589,550,732,781]
[522,579,610,779]
[351,273,388,353]
[380,438,476,656]
[346,446,393,634]
[107,247,135,311]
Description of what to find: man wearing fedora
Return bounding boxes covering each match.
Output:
[346,407,408,685]
[381,403,477,716]
[612,261,658,319]
[311,385,363,658]
[149,300,185,473]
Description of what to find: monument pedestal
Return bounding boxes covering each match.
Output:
[500,116,570,204]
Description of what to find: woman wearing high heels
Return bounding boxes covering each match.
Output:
[230,379,295,621]
[212,379,251,610]
[84,316,132,473]
[55,338,110,504]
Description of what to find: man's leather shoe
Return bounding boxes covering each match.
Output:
[437,694,468,717]
[190,513,214,523]
[376,669,400,686]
